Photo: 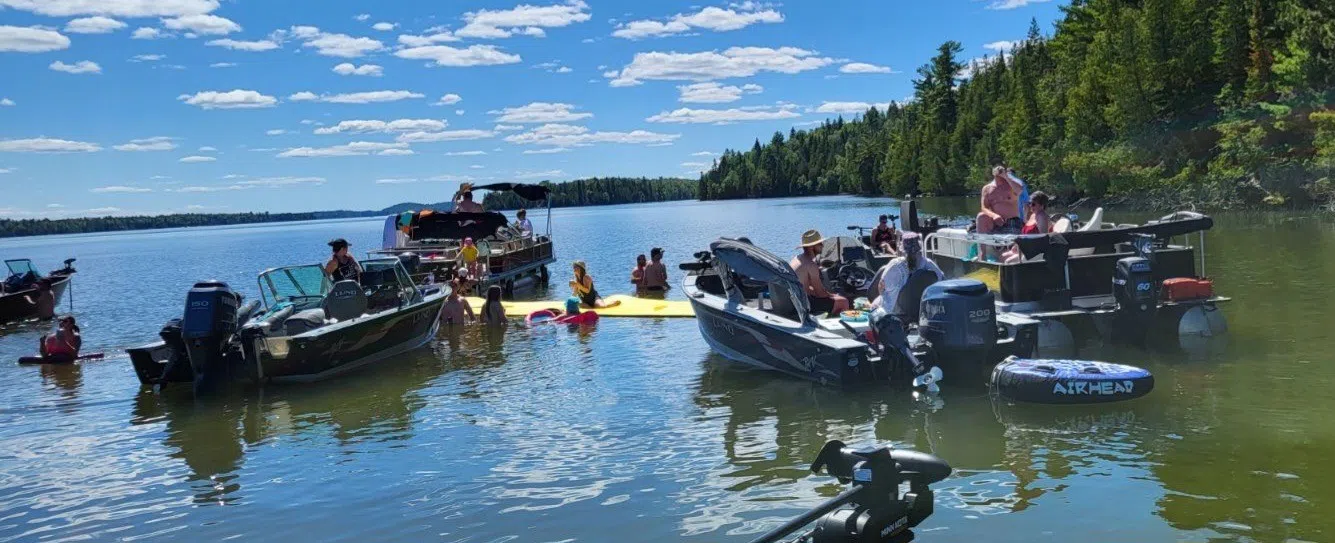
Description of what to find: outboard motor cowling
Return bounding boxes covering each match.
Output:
[1112,256,1156,343]
[180,281,243,392]
[919,279,997,360]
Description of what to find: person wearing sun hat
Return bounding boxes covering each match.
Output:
[790,229,849,317]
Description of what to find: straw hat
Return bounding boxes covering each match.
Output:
[797,229,826,248]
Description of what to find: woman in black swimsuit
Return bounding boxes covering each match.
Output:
[570,260,621,309]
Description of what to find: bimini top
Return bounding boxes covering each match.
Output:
[409,211,511,241]
[1016,211,1214,259]
[709,238,808,312]
[472,182,551,201]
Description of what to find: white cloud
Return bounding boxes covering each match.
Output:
[504,123,679,147]
[209,62,236,68]
[515,169,563,179]
[198,146,216,151]
[435,93,463,106]
[86,207,122,214]
[397,32,460,47]
[0,138,101,153]
[355,14,371,22]
[374,178,424,185]
[607,47,834,87]
[985,0,1053,10]
[814,101,891,114]
[395,129,496,143]
[91,185,152,193]
[681,161,711,169]
[0,26,72,52]
[446,150,487,156]
[0,168,11,173]
[555,66,572,73]
[130,54,165,62]
[277,141,411,158]
[265,129,288,135]
[493,124,523,132]
[840,62,893,74]
[469,164,484,169]
[523,147,571,154]
[677,82,762,103]
[0,98,13,106]
[332,62,383,76]
[47,203,63,207]
[65,16,127,34]
[394,44,521,67]
[372,22,397,31]
[171,185,244,193]
[113,136,176,152]
[691,151,718,156]
[379,148,415,156]
[236,176,325,187]
[162,14,240,36]
[0,0,220,18]
[179,155,217,163]
[50,60,101,74]
[289,26,384,58]
[206,38,279,51]
[983,40,1022,53]
[456,0,591,39]
[455,109,466,116]
[491,102,591,123]
[646,105,800,124]
[178,89,277,109]
[612,5,782,40]
[315,119,448,135]
[131,27,169,40]
[287,90,424,104]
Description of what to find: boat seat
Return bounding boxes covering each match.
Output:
[283,309,327,336]
[1070,208,1104,256]
[767,282,801,321]
[324,280,369,321]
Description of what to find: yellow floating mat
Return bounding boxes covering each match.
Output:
[462,294,696,318]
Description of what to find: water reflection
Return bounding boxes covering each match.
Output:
[130,391,255,504]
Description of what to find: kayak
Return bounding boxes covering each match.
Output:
[466,295,694,318]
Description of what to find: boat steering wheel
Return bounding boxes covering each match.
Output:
[835,263,876,292]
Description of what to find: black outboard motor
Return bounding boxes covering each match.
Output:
[180,281,244,393]
[1112,256,1157,343]
[919,279,997,364]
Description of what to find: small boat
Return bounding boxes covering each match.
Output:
[0,258,76,324]
[127,255,446,392]
[371,182,555,297]
[680,238,1037,387]
[907,200,1229,354]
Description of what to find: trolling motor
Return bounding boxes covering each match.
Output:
[748,440,952,543]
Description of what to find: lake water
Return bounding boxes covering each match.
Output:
[1,196,1332,543]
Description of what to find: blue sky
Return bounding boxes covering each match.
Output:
[0,0,1065,218]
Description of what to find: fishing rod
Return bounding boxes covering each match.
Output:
[748,440,952,543]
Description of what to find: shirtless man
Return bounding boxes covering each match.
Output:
[25,279,56,321]
[976,165,1024,235]
[439,279,475,324]
[791,230,849,317]
[641,248,669,292]
[454,184,484,213]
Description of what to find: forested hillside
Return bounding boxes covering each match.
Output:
[482,177,696,210]
[700,0,1335,208]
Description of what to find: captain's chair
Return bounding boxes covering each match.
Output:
[767,282,801,321]
[323,280,368,321]
[891,268,940,324]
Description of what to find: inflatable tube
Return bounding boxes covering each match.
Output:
[555,311,599,325]
[991,357,1153,404]
[526,309,559,325]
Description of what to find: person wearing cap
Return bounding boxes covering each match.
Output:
[641,248,669,292]
[570,260,620,308]
[325,238,362,283]
[791,230,850,317]
[454,183,484,213]
[871,214,899,255]
[871,232,944,311]
[38,315,81,363]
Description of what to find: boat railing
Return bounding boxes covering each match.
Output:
[924,229,1017,261]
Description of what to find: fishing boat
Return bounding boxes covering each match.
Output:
[680,238,1037,387]
[900,200,1229,354]
[0,258,76,324]
[127,256,446,392]
[372,182,554,297]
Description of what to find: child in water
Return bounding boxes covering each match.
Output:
[440,279,475,324]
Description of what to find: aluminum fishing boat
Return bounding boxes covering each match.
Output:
[0,258,76,324]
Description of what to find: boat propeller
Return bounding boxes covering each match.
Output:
[913,366,944,394]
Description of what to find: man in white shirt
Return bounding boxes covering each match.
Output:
[872,233,944,311]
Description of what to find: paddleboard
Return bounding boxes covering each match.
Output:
[465,294,695,318]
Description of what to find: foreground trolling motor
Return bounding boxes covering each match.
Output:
[749,440,953,543]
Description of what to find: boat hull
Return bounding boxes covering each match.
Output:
[0,274,72,324]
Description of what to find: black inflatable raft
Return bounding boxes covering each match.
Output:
[991,356,1154,404]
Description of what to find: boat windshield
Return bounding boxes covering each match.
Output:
[4,259,35,277]
[258,264,331,308]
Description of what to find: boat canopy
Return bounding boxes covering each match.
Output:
[710,238,811,315]
[1015,211,1213,260]
[408,211,511,241]
[472,182,551,201]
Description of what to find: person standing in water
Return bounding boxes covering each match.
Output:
[641,248,669,292]
[324,238,362,282]
[38,315,81,363]
[480,285,507,326]
[630,254,647,288]
[571,260,621,308]
[439,279,475,324]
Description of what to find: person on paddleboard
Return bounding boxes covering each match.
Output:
[38,315,81,363]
